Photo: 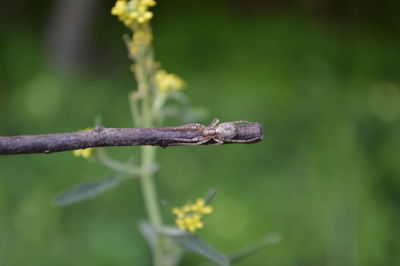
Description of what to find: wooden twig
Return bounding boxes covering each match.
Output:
[0,120,263,155]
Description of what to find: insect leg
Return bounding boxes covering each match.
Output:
[166,138,210,146]
[212,138,224,145]
[209,118,220,127]
[221,137,261,143]
[164,136,203,142]
[231,120,255,125]
[160,123,205,131]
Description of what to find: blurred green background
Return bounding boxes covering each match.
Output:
[1,0,400,265]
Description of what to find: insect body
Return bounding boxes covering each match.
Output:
[165,119,260,146]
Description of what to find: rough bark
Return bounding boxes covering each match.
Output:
[0,123,263,155]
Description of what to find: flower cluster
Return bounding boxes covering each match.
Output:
[111,0,156,27]
[73,148,93,159]
[154,69,186,92]
[172,198,213,232]
[128,30,153,57]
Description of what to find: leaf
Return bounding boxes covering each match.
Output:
[53,175,121,206]
[157,224,187,237]
[140,223,228,265]
[138,221,157,250]
[204,187,217,204]
[139,222,184,266]
[229,234,281,263]
[169,234,230,266]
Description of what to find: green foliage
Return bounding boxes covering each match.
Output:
[139,222,280,266]
[171,234,229,266]
[228,234,281,263]
[53,174,122,206]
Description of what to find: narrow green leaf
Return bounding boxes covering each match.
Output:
[229,234,281,263]
[53,175,121,206]
[170,235,230,266]
[157,225,186,237]
[139,222,184,266]
[204,187,217,204]
[138,221,157,250]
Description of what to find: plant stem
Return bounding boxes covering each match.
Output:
[133,24,165,266]
[140,145,164,265]
[140,99,165,266]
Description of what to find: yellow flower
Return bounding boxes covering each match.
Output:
[154,69,186,92]
[172,198,213,232]
[73,148,93,159]
[127,30,153,57]
[111,0,127,16]
[111,0,156,28]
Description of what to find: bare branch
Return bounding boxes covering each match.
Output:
[0,120,263,155]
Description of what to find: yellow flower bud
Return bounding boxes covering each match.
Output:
[73,148,93,159]
[171,198,213,232]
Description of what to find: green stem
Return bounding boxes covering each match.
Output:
[140,145,164,266]
[140,97,165,265]
[132,25,166,266]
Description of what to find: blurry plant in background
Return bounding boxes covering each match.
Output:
[1,0,400,265]
[49,0,278,265]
